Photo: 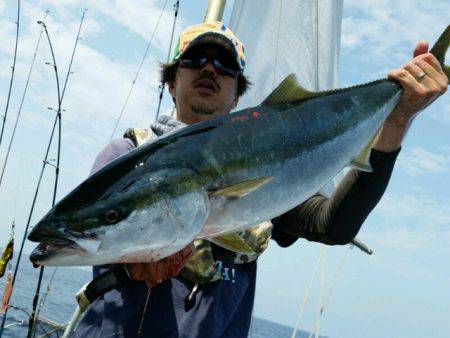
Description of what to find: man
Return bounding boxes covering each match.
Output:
[74,22,448,337]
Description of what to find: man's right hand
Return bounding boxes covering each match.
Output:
[125,242,195,287]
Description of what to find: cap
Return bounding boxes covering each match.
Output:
[172,21,246,72]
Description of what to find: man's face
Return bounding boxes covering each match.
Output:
[169,45,239,125]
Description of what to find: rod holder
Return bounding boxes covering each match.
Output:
[350,238,373,255]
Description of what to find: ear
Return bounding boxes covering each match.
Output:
[167,81,178,104]
[230,79,239,109]
[168,81,175,98]
[230,94,239,110]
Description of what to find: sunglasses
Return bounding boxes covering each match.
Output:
[179,54,239,78]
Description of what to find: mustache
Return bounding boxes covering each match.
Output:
[192,75,220,91]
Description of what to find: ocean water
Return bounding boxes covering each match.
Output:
[0,255,323,337]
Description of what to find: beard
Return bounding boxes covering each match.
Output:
[189,100,220,115]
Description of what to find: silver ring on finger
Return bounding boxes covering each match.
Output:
[417,71,426,82]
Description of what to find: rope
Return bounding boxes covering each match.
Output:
[301,246,351,338]
[108,0,169,143]
[137,285,152,337]
[272,0,283,89]
[0,0,20,147]
[321,245,351,315]
[154,0,180,123]
[309,247,327,338]
[291,246,324,338]
[0,10,47,189]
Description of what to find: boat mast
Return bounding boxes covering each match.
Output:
[203,0,226,22]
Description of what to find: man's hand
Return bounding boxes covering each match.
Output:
[125,242,195,286]
[373,41,448,152]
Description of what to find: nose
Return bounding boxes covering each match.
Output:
[199,60,217,77]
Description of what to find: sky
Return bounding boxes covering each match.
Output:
[0,1,449,337]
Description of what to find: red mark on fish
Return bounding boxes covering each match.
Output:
[230,115,249,123]
[227,111,261,124]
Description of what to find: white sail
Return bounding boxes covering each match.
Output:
[229,0,344,194]
[229,0,343,106]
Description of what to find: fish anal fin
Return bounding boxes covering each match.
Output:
[209,233,255,254]
[262,74,318,105]
[211,177,274,198]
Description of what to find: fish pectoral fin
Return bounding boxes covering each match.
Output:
[76,238,103,254]
[349,127,381,172]
[350,138,374,172]
[209,233,255,254]
[262,74,317,105]
[210,176,274,198]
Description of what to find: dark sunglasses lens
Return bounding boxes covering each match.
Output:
[180,55,238,77]
[212,60,237,77]
[180,57,207,68]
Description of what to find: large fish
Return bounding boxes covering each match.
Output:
[28,26,450,266]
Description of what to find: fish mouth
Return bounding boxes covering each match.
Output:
[29,238,86,264]
[29,227,104,265]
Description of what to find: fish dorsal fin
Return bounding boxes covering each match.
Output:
[262,74,318,105]
[349,129,381,172]
[209,233,255,254]
[211,177,274,198]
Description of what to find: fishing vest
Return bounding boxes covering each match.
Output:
[123,127,273,284]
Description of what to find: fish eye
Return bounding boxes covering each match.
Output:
[105,210,119,224]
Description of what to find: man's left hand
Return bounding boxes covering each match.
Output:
[373,41,448,152]
[387,40,448,126]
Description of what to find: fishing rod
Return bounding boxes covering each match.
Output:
[0,10,48,189]
[0,0,20,147]
[23,19,61,338]
[27,11,87,338]
[0,103,58,338]
[154,0,180,123]
[30,267,57,337]
[108,0,171,144]
[0,10,86,337]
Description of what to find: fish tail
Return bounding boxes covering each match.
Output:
[430,25,450,79]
